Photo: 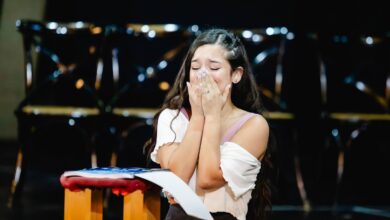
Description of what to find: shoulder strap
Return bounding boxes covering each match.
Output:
[180,108,189,120]
[221,113,256,143]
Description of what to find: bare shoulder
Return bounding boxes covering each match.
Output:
[246,113,268,126]
[230,113,269,160]
[240,113,269,143]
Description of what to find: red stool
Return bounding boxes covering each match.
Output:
[60,175,160,220]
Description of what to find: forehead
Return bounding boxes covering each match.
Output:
[192,44,228,61]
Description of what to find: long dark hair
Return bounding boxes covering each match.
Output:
[144,28,274,220]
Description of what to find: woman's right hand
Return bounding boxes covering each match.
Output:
[186,81,204,116]
[163,191,177,205]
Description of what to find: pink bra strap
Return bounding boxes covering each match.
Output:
[222,113,256,143]
[180,108,189,120]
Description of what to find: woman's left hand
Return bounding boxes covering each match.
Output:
[201,73,231,117]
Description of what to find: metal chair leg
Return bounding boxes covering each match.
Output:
[7,147,24,208]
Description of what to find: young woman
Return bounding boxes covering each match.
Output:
[145,28,273,220]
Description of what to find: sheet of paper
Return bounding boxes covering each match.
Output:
[136,170,213,220]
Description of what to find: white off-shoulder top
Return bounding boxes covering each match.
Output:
[151,108,261,220]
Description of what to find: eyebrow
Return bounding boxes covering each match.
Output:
[191,59,222,64]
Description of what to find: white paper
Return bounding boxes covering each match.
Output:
[136,170,213,220]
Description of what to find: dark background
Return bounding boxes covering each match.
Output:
[44,0,390,33]
[1,0,390,219]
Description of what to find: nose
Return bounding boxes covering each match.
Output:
[197,68,208,78]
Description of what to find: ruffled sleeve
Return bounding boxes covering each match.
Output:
[220,141,261,200]
[150,109,187,163]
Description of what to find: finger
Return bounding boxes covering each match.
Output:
[186,81,192,94]
[204,73,219,93]
[222,84,231,101]
[187,81,198,97]
[195,82,203,95]
[199,73,208,95]
[203,75,212,95]
[194,82,204,97]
